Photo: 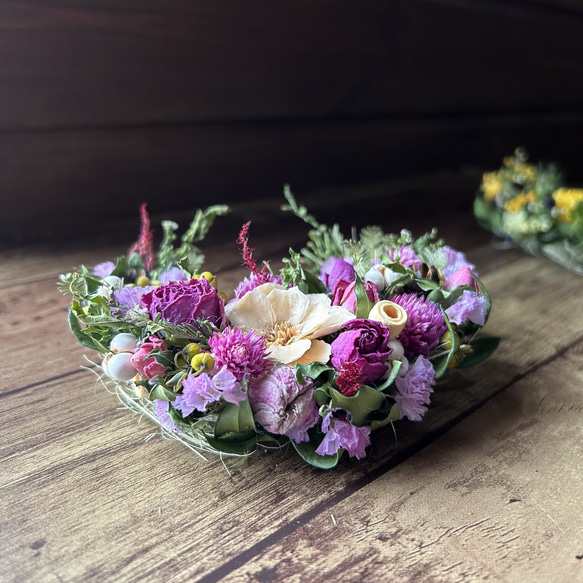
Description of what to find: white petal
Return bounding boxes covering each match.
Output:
[268,338,312,364]
[226,288,275,333]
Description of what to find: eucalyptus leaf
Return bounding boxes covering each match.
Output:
[370,403,400,431]
[330,386,385,427]
[214,399,256,437]
[290,433,340,469]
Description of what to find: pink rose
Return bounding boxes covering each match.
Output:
[330,319,392,384]
[130,336,169,380]
[140,278,225,327]
[331,280,380,314]
[442,266,478,291]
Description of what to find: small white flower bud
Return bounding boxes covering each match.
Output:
[103,352,136,381]
[364,266,385,291]
[387,339,404,361]
[109,333,139,353]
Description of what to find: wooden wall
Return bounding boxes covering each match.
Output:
[2,0,583,244]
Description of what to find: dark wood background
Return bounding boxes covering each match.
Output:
[2,0,583,244]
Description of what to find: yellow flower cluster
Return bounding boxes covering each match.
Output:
[482,171,503,200]
[552,188,583,222]
[504,191,537,214]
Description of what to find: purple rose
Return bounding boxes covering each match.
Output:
[331,280,380,314]
[320,257,355,291]
[331,319,392,384]
[140,278,225,327]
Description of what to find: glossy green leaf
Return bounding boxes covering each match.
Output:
[370,403,400,431]
[432,311,458,379]
[148,384,177,401]
[330,385,385,426]
[214,399,256,437]
[291,434,340,469]
[205,431,257,455]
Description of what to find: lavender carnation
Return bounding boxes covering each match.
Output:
[386,245,422,270]
[92,261,115,278]
[113,285,154,314]
[446,290,488,326]
[208,327,271,382]
[390,293,446,357]
[155,400,183,432]
[394,355,435,421]
[248,366,319,442]
[441,246,476,279]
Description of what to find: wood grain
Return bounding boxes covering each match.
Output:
[2,207,582,582]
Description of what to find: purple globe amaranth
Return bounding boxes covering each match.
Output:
[140,277,224,327]
[330,319,392,384]
[389,293,447,357]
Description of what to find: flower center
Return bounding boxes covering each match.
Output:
[265,322,299,347]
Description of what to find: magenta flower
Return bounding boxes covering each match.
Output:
[387,245,422,270]
[233,272,283,300]
[395,355,435,421]
[441,246,476,279]
[446,291,488,326]
[331,279,380,314]
[315,412,371,459]
[442,266,478,291]
[155,400,183,432]
[140,278,224,327]
[130,336,169,380]
[320,257,355,291]
[389,293,446,357]
[208,327,271,382]
[92,261,115,278]
[248,365,319,442]
[175,366,245,417]
[330,319,392,384]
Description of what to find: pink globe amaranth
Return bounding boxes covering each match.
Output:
[330,319,392,384]
[389,293,447,357]
[140,278,225,327]
[130,336,169,380]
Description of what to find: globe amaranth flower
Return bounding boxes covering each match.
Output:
[320,257,355,291]
[155,400,183,432]
[233,271,283,300]
[92,261,115,278]
[315,411,371,460]
[207,326,271,382]
[130,336,169,380]
[248,365,318,443]
[174,366,245,417]
[225,283,354,366]
[445,290,488,326]
[394,355,435,421]
[386,245,422,271]
[140,277,224,327]
[389,293,446,357]
[330,319,392,385]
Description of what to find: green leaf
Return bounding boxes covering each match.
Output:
[204,431,257,455]
[371,403,400,431]
[330,385,385,426]
[67,308,107,352]
[375,360,402,391]
[128,252,146,272]
[354,276,374,318]
[110,256,128,278]
[290,431,340,469]
[413,278,440,292]
[295,362,335,386]
[457,337,501,369]
[148,384,177,401]
[214,398,256,437]
[432,311,458,379]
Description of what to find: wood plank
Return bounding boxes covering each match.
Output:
[1,1,583,130]
[3,113,583,245]
[1,243,582,581]
[228,340,583,583]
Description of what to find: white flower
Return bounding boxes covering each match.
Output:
[225,283,354,365]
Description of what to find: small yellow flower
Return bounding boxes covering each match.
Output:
[482,172,503,200]
[191,352,215,374]
[136,275,151,287]
[513,163,537,183]
[552,188,583,222]
[504,191,536,214]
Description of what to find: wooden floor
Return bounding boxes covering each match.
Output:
[1,181,582,583]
